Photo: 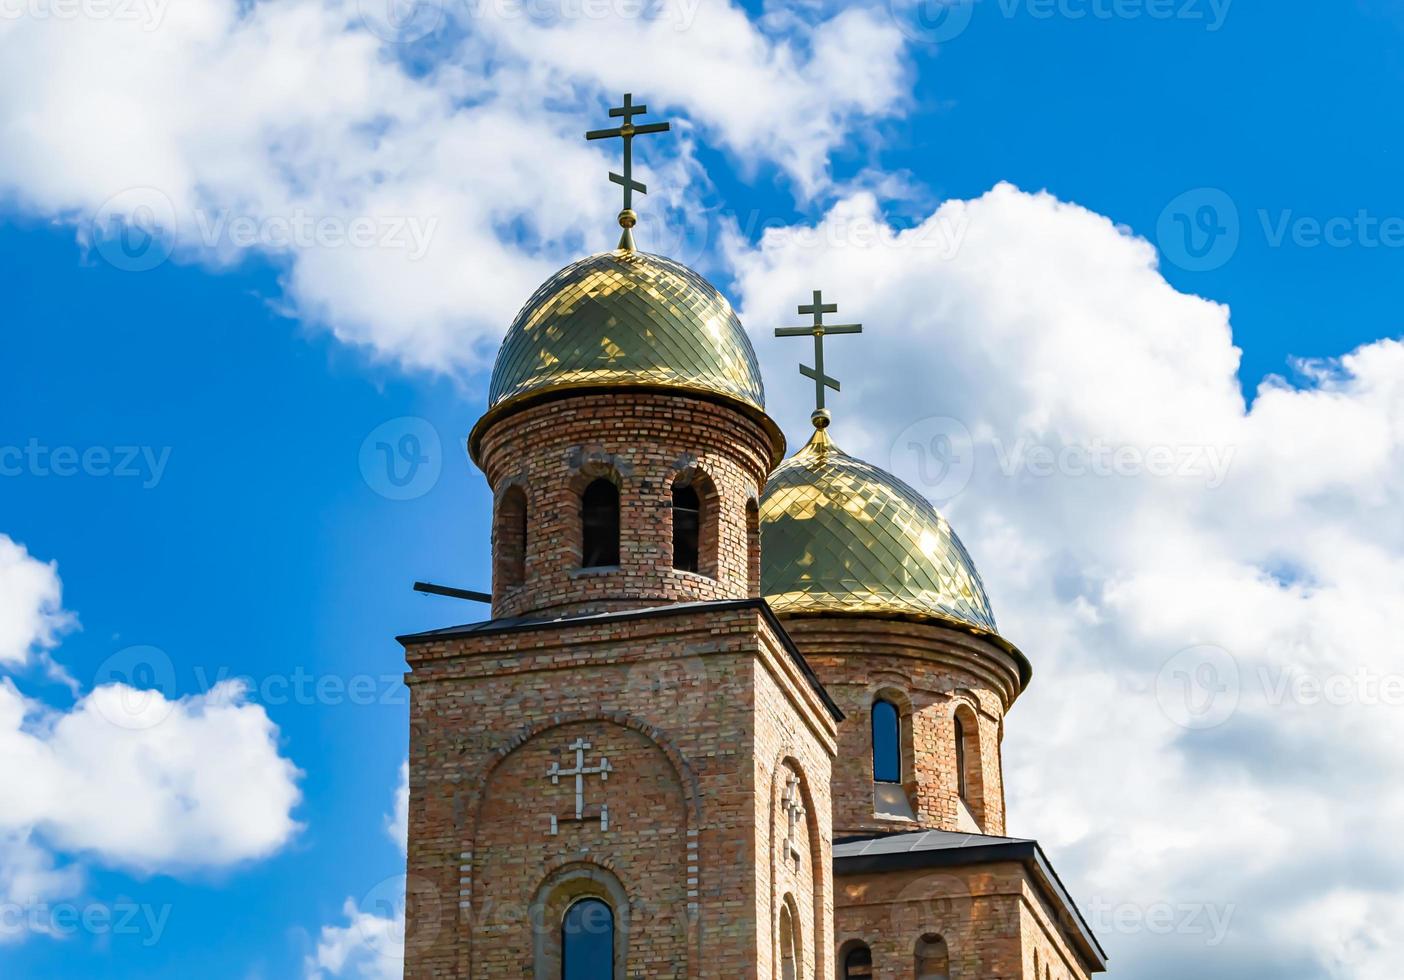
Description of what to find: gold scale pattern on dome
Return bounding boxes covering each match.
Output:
[760,425,998,632]
[485,248,766,413]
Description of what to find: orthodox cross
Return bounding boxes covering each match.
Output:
[546,737,613,835]
[774,290,863,427]
[585,93,671,249]
[782,772,806,865]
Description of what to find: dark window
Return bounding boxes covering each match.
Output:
[843,943,873,978]
[916,933,950,979]
[672,484,701,572]
[562,898,613,980]
[872,699,901,784]
[745,498,761,597]
[954,714,968,801]
[581,479,620,568]
[494,485,528,589]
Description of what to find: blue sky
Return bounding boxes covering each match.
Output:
[3,1,1404,977]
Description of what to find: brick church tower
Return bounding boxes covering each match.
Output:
[397,96,1105,978]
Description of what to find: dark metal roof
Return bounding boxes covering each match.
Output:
[833,828,1107,972]
[396,597,844,723]
[834,828,1033,858]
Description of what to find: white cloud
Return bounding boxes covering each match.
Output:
[307,898,405,980]
[0,0,909,373]
[385,761,408,854]
[0,678,303,874]
[492,3,909,198]
[1281,888,1404,980]
[307,764,409,980]
[0,535,303,941]
[0,831,85,941]
[732,183,1404,978]
[0,535,75,669]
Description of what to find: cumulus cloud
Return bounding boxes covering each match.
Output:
[0,678,303,874]
[732,183,1404,979]
[0,0,909,373]
[307,898,406,980]
[0,535,75,669]
[385,761,408,854]
[307,764,409,980]
[0,535,303,940]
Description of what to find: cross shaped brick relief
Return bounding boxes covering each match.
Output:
[782,773,806,866]
[546,737,613,835]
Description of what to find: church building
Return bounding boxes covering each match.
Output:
[397,96,1107,979]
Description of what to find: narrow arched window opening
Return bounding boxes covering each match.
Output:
[581,479,620,568]
[561,897,613,980]
[778,902,798,980]
[954,713,968,802]
[954,704,986,827]
[872,698,901,784]
[672,484,701,572]
[843,943,873,978]
[916,933,950,979]
[494,485,528,590]
[745,498,761,598]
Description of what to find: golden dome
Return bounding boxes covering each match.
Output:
[471,248,776,461]
[760,426,1000,635]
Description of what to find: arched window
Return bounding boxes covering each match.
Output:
[778,902,798,980]
[672,484,701,572]
[745,497,761,598]
[872,699,901,784]
[581,479,620,568]
[561,897,613,979]
[953,703,984,825]
[843,942,873,978]
[954,713,968,801]
[494,485,528,589]
[915,933,950,979]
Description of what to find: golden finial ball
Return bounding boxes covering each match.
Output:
[618,209,638,229]
[811,408,831,429]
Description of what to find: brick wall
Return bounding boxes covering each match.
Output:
[777,617,1025,838]
[401,604,837,979]
[752,635,836,979]
[474,391,780,620]
[835,863,1093,980]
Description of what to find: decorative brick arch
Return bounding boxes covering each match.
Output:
[529,860,632,980]
[667,457,722,579]
[950,697,986,829]
[744,493,761,598]
[565,453,626,493]
[491,476,530,594]
[463,710,704,839]
[766,750,827,980]
[869,683,916,787]
[457,712,704,975]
